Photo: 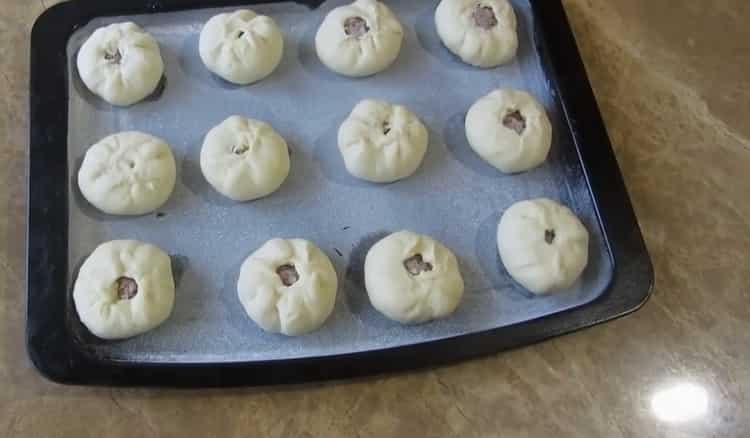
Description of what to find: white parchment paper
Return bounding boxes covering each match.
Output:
[66,0,613,363]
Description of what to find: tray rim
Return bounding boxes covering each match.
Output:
[27,0,653,386]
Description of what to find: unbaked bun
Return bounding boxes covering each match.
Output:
[237,239,338,336]
[73,240,175,340]
[199,10,284,85]
[200,116,290,202]
[315,0,404,77]
[77,22,164,106]
[497,199,589,294]
[465,88,552,173]
[435,0,518,68]
[365,231,464,324]
[338,99,429,183]
[78,131,176,216]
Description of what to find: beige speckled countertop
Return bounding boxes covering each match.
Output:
[2,1,750,437]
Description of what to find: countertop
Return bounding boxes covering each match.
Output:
[2,1,749,437]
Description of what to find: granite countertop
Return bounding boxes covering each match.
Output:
[2,1,749,437]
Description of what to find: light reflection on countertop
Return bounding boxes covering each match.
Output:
[651,382,709,423]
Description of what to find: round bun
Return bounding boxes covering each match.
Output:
[199,10,284,85]
[315,0,404,77]
[435,0,518,68]
[200,115,290,202]
[78,131,176,216]
[338,99,429,183]
[465,88,552,173]
[77,22,164,106]
[73,240,175,340]
[365,231,465,324]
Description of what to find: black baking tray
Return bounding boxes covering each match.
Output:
[28,0,653,386]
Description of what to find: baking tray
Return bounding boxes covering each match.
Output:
[28,0,653,386]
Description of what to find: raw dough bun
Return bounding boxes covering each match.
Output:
[78,131,177,216]
[76,22,164,106]
[237,239,338,336]
[315,0,404,77]
[200,116,290,202]
[465,88,552,173]
[497,199,589,294]
[365,231,465,324]
[338,99,429,183]
[199,10,284,85]
[435,0,518,68]
[73,240,175,340]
